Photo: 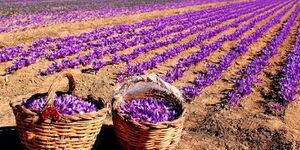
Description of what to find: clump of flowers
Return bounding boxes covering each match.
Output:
[272,102,283,110]
[23,94,97,115]
[120,97,179,124]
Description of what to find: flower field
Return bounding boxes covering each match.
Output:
[0,0,300,149]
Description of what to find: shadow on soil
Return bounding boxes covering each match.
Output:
[92,125,122,150]
[0,126,22,150]
[0,125,122,150]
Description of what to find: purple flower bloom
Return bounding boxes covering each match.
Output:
[23,94,97,115]
[181,86,200,98]
[273,102,283,110]
[120,97,179,124]
[278,26,300,102]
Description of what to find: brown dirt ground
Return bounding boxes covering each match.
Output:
[0,0,300,150]
[172,1,300,150]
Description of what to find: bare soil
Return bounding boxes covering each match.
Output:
[0,0,299,150]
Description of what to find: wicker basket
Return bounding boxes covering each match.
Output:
[112,74,186,150]
[10,73,109,150]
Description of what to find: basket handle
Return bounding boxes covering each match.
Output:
[41,72,76,121]
[113,74,184,103]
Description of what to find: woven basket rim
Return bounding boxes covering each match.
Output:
[112,74,186,129]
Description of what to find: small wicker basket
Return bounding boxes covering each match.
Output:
[10,73,109,150]
[112,74,186,150]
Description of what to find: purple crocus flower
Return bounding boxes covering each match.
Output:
[23,94,97,115]
[120,97,179,124]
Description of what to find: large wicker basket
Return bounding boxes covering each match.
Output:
[112,74,186,150]
[10,73,109,150]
